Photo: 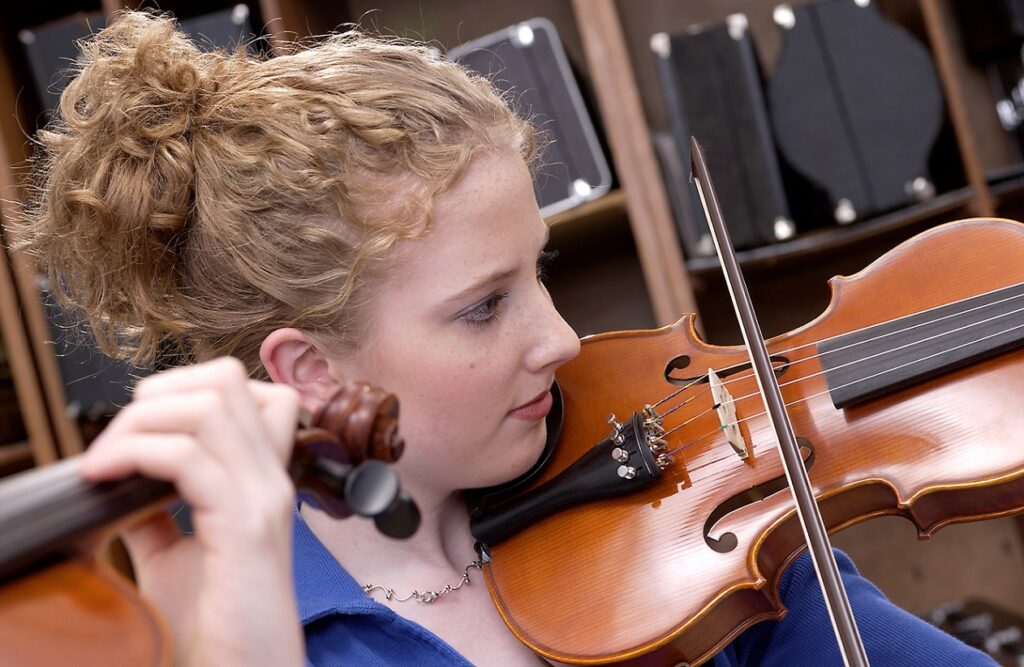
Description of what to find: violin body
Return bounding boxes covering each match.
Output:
[0,559,169,666]
[482,218,1024,665]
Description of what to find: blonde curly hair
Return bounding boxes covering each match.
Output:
[13,10,535,376]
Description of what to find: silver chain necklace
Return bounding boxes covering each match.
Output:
[361,560,483,603]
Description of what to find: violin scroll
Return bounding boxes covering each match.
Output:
[292,380,420,538]
[313,380,404,464]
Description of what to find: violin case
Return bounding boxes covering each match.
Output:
[37,283,137,420]
[651,15,795,257]
[767,0,945,224]
[447,18,613,218]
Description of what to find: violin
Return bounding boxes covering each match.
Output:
[470,215,1024,663]
[0,379,418,666]
[6,174,1023,667]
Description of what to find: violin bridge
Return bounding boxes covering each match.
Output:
[708,368,748,460]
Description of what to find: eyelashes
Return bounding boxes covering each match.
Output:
[460,250,559,328]
[537,250,558,282]
[462,291,509,327]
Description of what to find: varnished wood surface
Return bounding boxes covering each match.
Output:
[0,558,168,666]
[485,218,1024,665]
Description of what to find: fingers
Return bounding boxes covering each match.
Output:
[132,357,301,465]
[131,357,250,400]
[80,357,302,525]
[88,391,259,478]
[247,381,302,464]
[131,358,271,465]
[80,431,230,505]
[117,507,186,565]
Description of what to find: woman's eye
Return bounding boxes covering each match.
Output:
[537,250,558,282]
[462,291,509,327]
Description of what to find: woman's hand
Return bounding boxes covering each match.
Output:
[78,357,304,667]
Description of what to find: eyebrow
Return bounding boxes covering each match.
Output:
[443,267,518,307]
[442,228,551,307]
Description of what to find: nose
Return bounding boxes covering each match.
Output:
[524,288,581,374]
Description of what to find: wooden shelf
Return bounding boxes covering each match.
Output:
[0,440,31,463]
[544,188,625,228]
[685,186,975,275]
[0,440,33,476]
[990,171,1024,200]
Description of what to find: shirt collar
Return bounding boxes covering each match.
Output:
[292,505,394,624]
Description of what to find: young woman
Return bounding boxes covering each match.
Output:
[13,10,996,667]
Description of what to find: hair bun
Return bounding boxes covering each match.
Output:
[68,11,225,236]
[18,11,227,361]
[78,11,211,135]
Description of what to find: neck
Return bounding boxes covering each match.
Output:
[303,484,478,583]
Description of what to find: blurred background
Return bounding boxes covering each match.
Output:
[2,0,1024,661]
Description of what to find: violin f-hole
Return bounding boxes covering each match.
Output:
[665,355,791,386]
[702,439,816,554]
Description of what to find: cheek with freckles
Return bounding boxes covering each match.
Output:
[365,336,527,488]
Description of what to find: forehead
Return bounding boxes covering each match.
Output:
[386,150,546,289]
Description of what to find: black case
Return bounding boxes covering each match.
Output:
[952,1,1024,171]
[984,53,1024,168]
[19,11,107,116]
[19,6,257,116]
[177,4,259,52]
[40,284,137,419]
[651,15,795,257]
[447,18,612,217]
[768,0,944,224]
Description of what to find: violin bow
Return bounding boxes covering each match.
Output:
[690,137,870,667]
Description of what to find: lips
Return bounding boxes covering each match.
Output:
[513,389,549,411]
[508,389,554,421]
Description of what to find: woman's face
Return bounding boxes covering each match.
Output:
[330,150,581,493]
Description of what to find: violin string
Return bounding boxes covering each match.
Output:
[662,318,1024,469]
[646,286,1024,434]
[656,376,715,419]
[686,300,1024,430]
[650,372,705,411]
[714,286,1024,394]
[649,283,1024,416]
[671,327,1024,486]
[627,284,1024,498]
[658,301,1024,445]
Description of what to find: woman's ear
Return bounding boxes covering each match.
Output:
[260,328,342,414]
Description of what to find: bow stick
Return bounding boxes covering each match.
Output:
[690,137,870,667]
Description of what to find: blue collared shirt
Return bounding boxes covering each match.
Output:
[294,507,473,666]
[293,509,995,666]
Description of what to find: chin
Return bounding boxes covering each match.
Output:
[508,422,550,478]
[471,423,549,489]
[460,415,552,492]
